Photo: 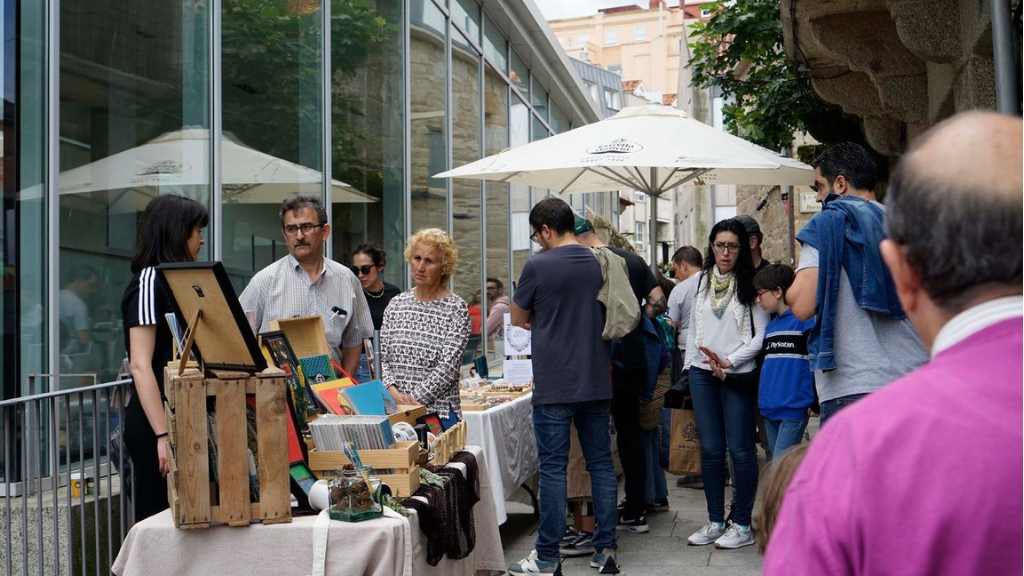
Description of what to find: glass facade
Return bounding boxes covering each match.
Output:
[1,0,592,401]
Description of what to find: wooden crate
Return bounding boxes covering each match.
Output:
[432,420,467,466]
[389,404,426,426]
[307,440,421,497]
[164,366,292,529]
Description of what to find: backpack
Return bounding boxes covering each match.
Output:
[590,246,641,340]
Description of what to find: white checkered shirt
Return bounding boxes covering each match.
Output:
[239,255,374,356]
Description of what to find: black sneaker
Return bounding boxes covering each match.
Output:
[589,549,620,574]
[616,513,650,533]
[676,475,704,489]
[559,531,595,558]
[559,527,579,547]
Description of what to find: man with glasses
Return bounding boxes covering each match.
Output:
[785,143,926,425]
[240,195,374,377]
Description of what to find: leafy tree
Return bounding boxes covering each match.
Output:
[688,0,862,151]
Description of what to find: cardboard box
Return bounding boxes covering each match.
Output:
[270,316,334,359]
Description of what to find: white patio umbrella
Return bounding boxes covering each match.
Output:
[435,104,813,266]
[23,128,376,211]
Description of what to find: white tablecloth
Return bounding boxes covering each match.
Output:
[112,445,504,576]
[462,394,537,525]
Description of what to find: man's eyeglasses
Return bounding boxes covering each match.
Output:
[529,230,540,243]
[713,242,741,254]
[350,264,376,276]
[284,222,324,236]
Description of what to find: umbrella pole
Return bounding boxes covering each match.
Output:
[649,167,658,269]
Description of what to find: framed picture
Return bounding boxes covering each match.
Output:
[157,261,267,372]
[260,330,299,372]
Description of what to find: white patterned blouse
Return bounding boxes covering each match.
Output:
[379,291,471,420]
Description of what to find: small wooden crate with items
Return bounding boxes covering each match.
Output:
[157,262,292,529]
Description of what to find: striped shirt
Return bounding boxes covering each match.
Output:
[239,255,374,358]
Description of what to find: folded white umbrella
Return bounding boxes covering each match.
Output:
[435,104,813,264]
[23,128,375,211]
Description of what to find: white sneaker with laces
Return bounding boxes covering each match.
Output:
[687,521,726,546]
[714,523,755,549]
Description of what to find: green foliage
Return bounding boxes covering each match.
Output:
[688,0,837,151]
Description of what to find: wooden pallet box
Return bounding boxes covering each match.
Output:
[307,440,421,497]
[164,366,292,529]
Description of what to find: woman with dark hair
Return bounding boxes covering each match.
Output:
[350,244,401,381]
[682,218,768,550]
[120,195,208,522]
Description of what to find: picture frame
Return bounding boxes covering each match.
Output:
[260,330,299,372]
[157,261,267,372]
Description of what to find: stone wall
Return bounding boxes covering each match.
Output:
[782,0,1016,157]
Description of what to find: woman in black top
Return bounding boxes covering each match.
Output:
[120,195,208,522]
[350,244,401,381]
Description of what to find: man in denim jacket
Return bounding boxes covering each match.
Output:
[785,143,926,424]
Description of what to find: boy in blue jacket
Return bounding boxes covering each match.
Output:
[753,264,815,460]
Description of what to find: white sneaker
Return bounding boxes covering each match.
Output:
[714,523,755,549]
[687,521,726,546]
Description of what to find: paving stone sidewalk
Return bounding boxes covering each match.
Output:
[499,475,763,576]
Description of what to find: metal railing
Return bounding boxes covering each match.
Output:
[1,378,135,576]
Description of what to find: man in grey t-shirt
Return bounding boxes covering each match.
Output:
[787,143,927,424]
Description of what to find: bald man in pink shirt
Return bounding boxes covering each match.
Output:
[763,111,1023,575]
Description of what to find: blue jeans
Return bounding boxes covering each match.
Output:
[763,417,808,461]
[658,407,671,468]
[642,427,667,504]
[355,355,372,383]
[819,393,868,426]
[689,368,759,525]
[533,401,618,562]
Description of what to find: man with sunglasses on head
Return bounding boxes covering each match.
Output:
[785,143,926,425]
[240,195,374,377]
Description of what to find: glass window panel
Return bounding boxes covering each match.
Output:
[452,0,480,46]
[451,35,482,361]
[509,49,529,99]
[221,0,323,293]
[509,95,530,284]
[531,77,548,121]
[531,115,550,142]
[484,66,509,373]
[452,21,474,55]
[410,0,449,232]
[483,15,507,73]
[3,0,46,439]
[59,0,211,386]
[549,103,569,134]
[330,0,405,287]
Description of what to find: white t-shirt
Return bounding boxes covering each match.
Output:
[667,274,699,350]
[797,245,928,402]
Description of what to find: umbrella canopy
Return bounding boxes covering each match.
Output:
[23,128,376,211]
[435,104,813,264]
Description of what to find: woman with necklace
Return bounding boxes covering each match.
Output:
[682,218,768,551]
[351,244,401,381]
[379,229,470,429]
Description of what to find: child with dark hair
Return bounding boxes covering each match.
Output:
[754,264,815,460]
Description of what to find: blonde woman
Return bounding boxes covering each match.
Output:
[380,228,471,429]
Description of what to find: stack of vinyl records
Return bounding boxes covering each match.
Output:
[309,415,395,451]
